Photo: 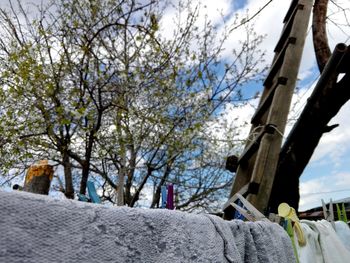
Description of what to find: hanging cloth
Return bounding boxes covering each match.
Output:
[335,221,350,252]
[300,220,350,263]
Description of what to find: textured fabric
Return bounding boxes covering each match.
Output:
[298,220,350,263]
[316,220,350,263]
[295,221,324,263]
[335,221,350,252]
[0,190,295,263]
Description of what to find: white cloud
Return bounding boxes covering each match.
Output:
[159,0,233,40]
[299,172,350,211]
[309,101,350,166]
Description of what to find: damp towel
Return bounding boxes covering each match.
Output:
[298,220,350,263]
[0,190,295,263]
[335,221,350,252]
[294,221,324,263]
[316,220,350,263]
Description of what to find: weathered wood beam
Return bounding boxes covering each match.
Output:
[246,0,313,213]
[269,44,350,212]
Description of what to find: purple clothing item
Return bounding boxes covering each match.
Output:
[166,184,174,210]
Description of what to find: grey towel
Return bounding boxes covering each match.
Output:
[0,190,295,263]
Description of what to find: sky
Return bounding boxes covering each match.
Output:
[0,0,349,211]
[217,0,350,211]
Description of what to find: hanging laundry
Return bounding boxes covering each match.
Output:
[335,221,350,252]
[0,190,296,263]
[316,220,350,262]
[294,221,324,263]
[295,220,350,263]
[166,184,174,210]
[161,185,167,208]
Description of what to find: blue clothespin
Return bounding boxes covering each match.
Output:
[77,193,90,202]
[87,181,101,204]
[234,199,246,220]
[161,186,167,208]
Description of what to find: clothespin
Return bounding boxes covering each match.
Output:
[233,199,246,220]
[322,199,335,229]
[87,181,101,204]
[77,181,101,203]
[229,193,269,222]
[278,203,306,246]
[161,186,167,208]
[166,184,174,210]
[285,219,300,263]
[336,203,348,223]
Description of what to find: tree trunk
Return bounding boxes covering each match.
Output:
[62,150,74,199]
[79,160,90,195]
[312,0,331,72]
[150,163,172,208]
[23,160,53,195]
[125,146,136,206]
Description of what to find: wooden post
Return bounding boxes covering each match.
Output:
[247,0,313,213]
[269,44,350,211]
[225,0,314,219]
[23,160,53,195]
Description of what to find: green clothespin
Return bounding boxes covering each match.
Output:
[285,219,300,263]
[336,203,348,223]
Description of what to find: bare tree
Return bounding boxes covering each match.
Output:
[0,0,266,211]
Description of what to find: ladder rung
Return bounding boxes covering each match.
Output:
[275,4,304,53]
[251,77,288,124]
[283,0,299,23]
[238,124,276,164]
[264,37,296,86]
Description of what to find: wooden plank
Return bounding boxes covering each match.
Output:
[229,123,276,198]
[251,77,288,125]
[283,0,300,23]
[238,124,276,164]
[226,0,313,215]
[229,152,257,197]
[264,37,296,86]
[247,0,313,213]
[268,44,349,212]
[275,3,302,52]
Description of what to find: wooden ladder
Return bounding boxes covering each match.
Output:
[224,0,313,219]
